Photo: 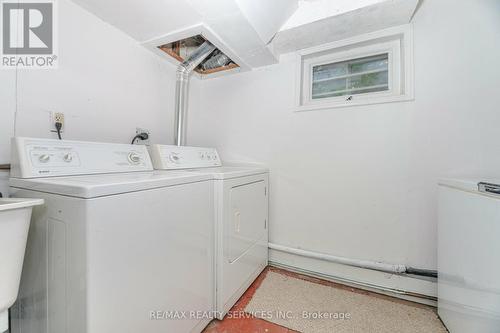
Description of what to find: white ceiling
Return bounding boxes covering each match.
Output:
[235,0,299,43]
[273,0,419,55]
[70,0,419,70]
[71,0,298,44]
[281,0,387,31]
[71,0,202,42]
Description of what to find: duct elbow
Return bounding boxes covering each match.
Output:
[176,63,189,75]
[176,67,189,82]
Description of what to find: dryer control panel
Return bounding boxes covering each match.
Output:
[149,144,221,170]
[10,137,153,178]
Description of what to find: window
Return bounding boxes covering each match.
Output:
[311,53,389,100]
[296,25,413,111]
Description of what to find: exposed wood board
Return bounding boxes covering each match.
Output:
[272,0,419,55]
[173,41,181,56]
[159,47,184,63]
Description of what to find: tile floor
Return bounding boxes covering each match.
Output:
[202,267,441,333]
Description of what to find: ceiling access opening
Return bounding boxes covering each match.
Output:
[158,35,239,75]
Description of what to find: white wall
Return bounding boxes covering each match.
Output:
[14,0,180,145]
[0,0,182,164]
[0,71,16,165]
[0,0,186,192]
[188,0,500,289]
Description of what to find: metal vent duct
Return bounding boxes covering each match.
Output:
[174,41,216,146]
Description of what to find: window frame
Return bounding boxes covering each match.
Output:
[295,24,414,111]
[304,41,399,105]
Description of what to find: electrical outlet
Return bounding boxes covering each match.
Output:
[135,127,150,145]
[50,112,65,133]
[54,112,64,124]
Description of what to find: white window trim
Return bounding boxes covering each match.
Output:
[294,24,414,112]
[303,40,400,106]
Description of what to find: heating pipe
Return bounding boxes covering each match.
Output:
[268,243,408,274]
[269,243,437,277]
[174,41,216,146]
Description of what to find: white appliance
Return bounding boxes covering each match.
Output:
[149,145,269,319]
[438,178,500,333]
[0,198,44,333]
[9,137,215,333]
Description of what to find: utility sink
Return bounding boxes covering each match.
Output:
[0,198,44,332]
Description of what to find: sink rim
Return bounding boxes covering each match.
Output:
[0,198,44,212]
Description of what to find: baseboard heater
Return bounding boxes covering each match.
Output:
[268,243,437,278]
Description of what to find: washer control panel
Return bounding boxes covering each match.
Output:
[11,137,153,178]
[149,144,221,170]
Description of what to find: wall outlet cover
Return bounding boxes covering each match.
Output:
[135,127,150,145]
[50,112,65,133]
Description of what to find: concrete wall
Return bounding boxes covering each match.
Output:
[187,0,500,294]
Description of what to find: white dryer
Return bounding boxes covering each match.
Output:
[9,137,215,333]
[149,145,269,319]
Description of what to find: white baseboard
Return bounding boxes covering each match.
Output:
[269,249,437,307]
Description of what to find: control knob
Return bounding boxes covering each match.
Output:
[127,152,142,165]
[63,153,73,163]
[38,154,50,163]
[169,153,180,163]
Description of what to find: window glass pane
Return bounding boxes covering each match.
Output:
[348,55,388,74]
[313,63,347,81]
[312,78,346,98]
[311,53,389,100]
[348,71,388,89]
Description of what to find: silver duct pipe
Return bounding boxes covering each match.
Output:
[202,51,230,70]
[174,41,216,146]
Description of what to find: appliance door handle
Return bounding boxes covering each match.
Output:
[487,188,500,195]
[478,182,500,196]
[234,211,241,233]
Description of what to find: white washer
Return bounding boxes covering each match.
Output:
[438,178,500,333]
[9,137,215,333]
[149,145,269,319]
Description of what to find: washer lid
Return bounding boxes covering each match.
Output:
[10,171,212,198]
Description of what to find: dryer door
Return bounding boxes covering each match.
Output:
[227,180,267,263]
